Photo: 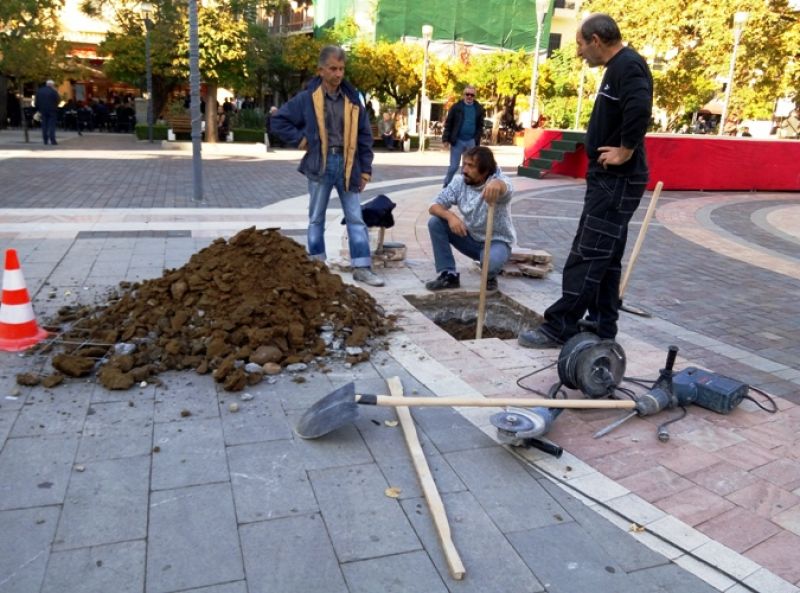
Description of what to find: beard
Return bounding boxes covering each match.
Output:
[463,173,486,186]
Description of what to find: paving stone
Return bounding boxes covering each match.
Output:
[227,440,318,524]
[40,540,146,593]
[624,562,725,593]
[53,455,149,550]
[217,388,292,446]
[508,521,644,593]
[342,550,449,593]
[309,462,421,562]
[287,411,375,470]
[0,409,15,445]
[10,385,91,438]
[147,482,243,593]
[445,446,567,533]
[273,370,338,413]
[154,375,221,422]
[0,434,78,510]
[77,399,154,462]
[537,479,670,573]
[180,582,248,593]
[240,514,347,593]
[151,416,228,491]
[401,491,544,592]
[0,506,60,593]
[406,406,497,454]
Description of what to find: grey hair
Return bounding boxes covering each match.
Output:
[579,13,622,45]
[318,45,346,67]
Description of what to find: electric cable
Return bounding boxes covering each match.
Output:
[515,361,558,397]
[743,386,778,414]
[508,447,766,593]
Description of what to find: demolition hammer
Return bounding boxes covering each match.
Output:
[594,345,749,440]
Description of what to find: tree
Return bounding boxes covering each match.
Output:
[0,0,64,138]
[584,0,800,128]
[174,5,249,142]
[468,50,531,142]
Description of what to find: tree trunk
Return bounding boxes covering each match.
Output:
[0,75,8,130]
[205,82,218,143]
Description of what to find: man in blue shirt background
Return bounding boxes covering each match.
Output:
[441,86,485,187]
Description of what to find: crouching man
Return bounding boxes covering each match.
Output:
[425,146,515,292]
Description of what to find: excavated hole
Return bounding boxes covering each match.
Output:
[404,292,542,341]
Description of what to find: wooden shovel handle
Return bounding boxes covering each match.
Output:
[619,181,663,298]
[476,203,495,339]
[356,394,636,410]
[388,377,466,580]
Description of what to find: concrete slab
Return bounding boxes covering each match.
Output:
[309,462,421,562]
[240,514,347,593]
[147,483,244,593]
[40,540,146,593]
[0,506,60,593]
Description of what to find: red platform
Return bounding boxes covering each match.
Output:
[522,129,800,191]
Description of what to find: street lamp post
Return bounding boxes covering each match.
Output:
[718,11,748,136]
[419,24,433,152]
[139,2,154,144]
[528,0,550,127]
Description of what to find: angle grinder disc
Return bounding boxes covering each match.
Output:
[489,410,537,433]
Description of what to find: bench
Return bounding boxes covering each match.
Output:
[168,114,193,136]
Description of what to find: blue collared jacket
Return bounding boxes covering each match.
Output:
[271,77,374,191]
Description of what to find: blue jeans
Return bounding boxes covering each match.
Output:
[443,138,475,187]
[427,216,510,278]
[41,112,57,144]
[307,152,372,268]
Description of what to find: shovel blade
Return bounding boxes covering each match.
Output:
[294,382,360,439]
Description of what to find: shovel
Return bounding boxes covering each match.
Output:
[476,203,495,339]
[294,382,636,439]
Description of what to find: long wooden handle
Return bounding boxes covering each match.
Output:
[476,203,496,339]
[388,377,466,580]
[356,394,636,410]
[619,180,663,298]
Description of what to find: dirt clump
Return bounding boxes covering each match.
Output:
[26,227,392,391]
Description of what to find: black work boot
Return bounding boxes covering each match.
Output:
[425,271,460,291]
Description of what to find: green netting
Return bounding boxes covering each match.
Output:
[373,0,552,51]
[313,0,359,31]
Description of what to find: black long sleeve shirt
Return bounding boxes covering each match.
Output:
[585,46,653,177]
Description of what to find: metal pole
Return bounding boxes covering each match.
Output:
[718,26,742,136]
[528,16,544,126]
[145,18,153,143]
[419,38,430,152]
[574,62,586,129]
[188,0,203,202]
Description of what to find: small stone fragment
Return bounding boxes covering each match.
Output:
[228,402,240,413]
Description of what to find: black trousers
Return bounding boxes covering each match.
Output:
[541,170,648,341]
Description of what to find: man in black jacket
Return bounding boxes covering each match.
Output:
[519,13,653,348]
[441,85,485,187]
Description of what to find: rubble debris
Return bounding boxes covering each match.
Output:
[26,228,393,392]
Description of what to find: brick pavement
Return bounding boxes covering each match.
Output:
[1,132,799,593]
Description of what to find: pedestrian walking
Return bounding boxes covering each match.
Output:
[518,13,653,348]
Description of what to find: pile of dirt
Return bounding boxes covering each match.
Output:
[25,227,393,391]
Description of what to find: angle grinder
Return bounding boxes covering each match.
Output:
[490,407,563,457]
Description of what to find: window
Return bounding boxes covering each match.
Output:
[547,33,562,57]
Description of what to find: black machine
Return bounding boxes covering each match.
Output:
[492,334,754,453]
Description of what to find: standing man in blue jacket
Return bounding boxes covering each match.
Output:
[35,80,60,146]
[519,13,653,348]
[271,45,384,287]
[442,85,485,187]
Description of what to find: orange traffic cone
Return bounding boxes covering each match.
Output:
[0,249,49,351]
